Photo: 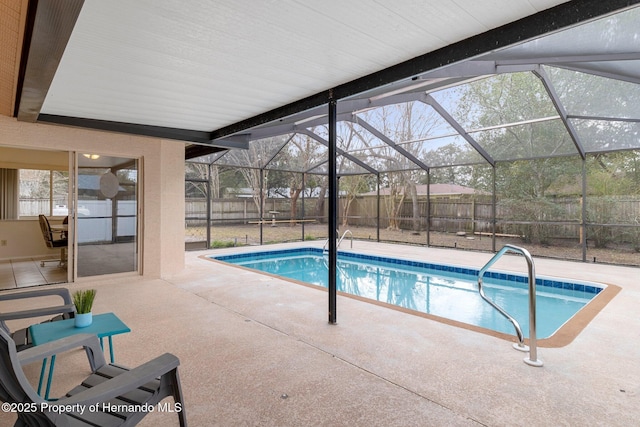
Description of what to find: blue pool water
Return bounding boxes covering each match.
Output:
[212,248,604,339]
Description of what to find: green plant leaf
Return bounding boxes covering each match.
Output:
[73,289,96,314]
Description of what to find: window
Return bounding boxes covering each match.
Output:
[18,169,68,217]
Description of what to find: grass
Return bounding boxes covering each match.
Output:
[210,240,244,249]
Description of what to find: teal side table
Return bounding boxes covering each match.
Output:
[29,312,131,399]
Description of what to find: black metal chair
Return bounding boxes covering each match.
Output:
[38,215,67,267]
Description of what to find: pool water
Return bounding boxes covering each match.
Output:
[212,248,604,339]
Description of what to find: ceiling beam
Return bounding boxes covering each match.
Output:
[37,114,216,144]
[533,67,586,159]
[551,63,640,86]
[185,144,226,160]
[350,117,430,172]
[242,92,434,143]
[423,94,496,167]
[495,52,640,66]
[566,115,640,123]
[298,129,379,175]
[17,0,84,122]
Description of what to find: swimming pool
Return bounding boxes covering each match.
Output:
[211,247,607,341]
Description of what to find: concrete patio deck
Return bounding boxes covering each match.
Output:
[1,241,638,426]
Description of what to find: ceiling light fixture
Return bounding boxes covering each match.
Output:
[83,154,100,160]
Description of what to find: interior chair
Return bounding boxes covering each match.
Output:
[62,215,69,240]
[0,288,75,352]
[38,215,68,267]
[0,328,187,426]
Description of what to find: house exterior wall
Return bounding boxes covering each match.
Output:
[0,1,185,278]
[0,115,186,277]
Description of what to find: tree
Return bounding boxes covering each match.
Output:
[223,136,289,216]
[185,162,209,199]
[452,72,584,243]
[313,175,328,222]
[587,152,640,196]
[266,132,327,225]
[339,174,372,227]
[380,171,406,230]
[354,102,441,231]
[585,152,640,248]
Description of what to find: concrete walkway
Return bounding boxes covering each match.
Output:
[1,242,638,426]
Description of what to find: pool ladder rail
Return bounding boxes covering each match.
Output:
[322,230,352,280]
[478,244,543,367]
[323,229,353,252]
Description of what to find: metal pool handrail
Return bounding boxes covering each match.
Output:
[323,229,353,251]
[337,230,353,249]
[478,244,543,367]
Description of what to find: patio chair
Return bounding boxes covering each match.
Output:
[38,215,67,267]
[0,328,187,426]
[0,288,75,351]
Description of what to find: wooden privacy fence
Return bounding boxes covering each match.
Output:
[187,195,640,241]
[186,198,322,224]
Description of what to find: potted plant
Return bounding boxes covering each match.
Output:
[73,289,96,328]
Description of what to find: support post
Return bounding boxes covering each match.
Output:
[426,172,431,247]
[206,163,212,248]
[328,95,338,324]
[492,165,497,253]
[259,169,264,245]
[581,158,587,262]
[376,175,380,242]
[471,199,476,235]
[302,173,306,241]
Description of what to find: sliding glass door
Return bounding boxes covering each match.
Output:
[76,155,138,277]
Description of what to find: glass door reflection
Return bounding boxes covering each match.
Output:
[76,156,138,277]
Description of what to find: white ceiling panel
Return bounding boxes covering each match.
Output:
[39,0,570,133]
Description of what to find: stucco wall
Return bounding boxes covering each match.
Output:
[0,115,185,278]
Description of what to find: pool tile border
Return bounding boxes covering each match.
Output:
[213,247,604,295]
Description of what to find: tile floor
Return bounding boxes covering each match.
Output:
[0,242,137,289]
[0,258,67,290]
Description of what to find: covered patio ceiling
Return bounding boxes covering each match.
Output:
[15,0,640,165]
[188,3,640,175]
